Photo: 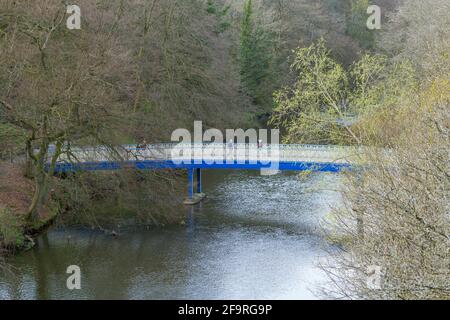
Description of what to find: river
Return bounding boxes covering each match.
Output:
[0,170,341,300]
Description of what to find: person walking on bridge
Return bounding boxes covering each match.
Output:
[257,139,263,148]
[137,139,147,149]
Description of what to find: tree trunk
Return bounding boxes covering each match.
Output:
[24,141,34,178]
[27,170,49,222]
[26,140,62,223]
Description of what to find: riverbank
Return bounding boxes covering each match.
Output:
[0,162,58,254]
[0,161,188,256]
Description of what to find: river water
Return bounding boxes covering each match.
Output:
[0,170,341,300]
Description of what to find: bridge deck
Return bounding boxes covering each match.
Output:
[49,143,361,173]
[48,143,363,202]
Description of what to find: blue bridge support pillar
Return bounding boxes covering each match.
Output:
[184,168,206,205]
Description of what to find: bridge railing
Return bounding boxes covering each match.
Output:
[49,143,365,166]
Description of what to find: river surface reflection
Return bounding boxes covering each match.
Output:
[0,170,341,299]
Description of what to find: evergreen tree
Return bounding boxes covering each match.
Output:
[346,0,375,50]
[239,0,272,106]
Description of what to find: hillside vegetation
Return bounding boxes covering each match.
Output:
[1,0,448,300]
[0,0,370,231]
[0,0,254,232]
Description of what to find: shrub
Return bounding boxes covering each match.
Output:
[0,206,25,249]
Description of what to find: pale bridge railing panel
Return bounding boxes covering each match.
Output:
[52,143,362,166]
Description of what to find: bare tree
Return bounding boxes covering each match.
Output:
[0,1,135,222]
[323,85,449,299]
[380,0,450,79]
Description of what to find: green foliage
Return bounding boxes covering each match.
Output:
[349,55,416,113]
[207,0,230,16]
[349,54,388,111]
[215,20,231,34]
[271,39,350,144]
[206,0,231,34]
[270,38,416,145]
[0,206,25,248]
[0,122,26,159]
[239,0,272,106]
[347,0,374,50]
[206,0,217,14]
